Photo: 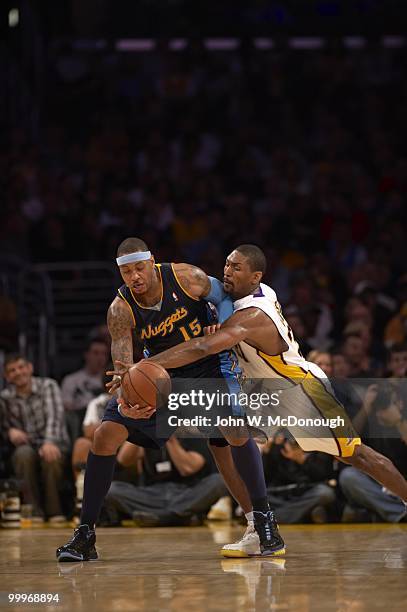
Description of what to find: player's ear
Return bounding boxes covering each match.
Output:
[252,271,262,284]
[150,255,155,265]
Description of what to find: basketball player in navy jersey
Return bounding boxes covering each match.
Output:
[56,238,283,561]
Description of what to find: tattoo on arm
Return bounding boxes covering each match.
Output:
[174,264,211,298]
[107,298,134,366]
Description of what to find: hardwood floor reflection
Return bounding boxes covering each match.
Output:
[0,524,406,611]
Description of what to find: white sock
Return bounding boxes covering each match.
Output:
[245,511,254,524]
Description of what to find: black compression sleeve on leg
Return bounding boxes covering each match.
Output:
[231,439,269,513]
[80,451,116,528]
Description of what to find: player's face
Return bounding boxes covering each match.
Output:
[119,258,156,294]
[223,250,261,300]
[5,359,33,388]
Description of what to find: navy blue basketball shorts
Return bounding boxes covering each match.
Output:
[101,357,245,449]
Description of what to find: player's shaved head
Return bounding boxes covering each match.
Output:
[224,245,266,299]
[235,244,266,274]
[117,237,149,257]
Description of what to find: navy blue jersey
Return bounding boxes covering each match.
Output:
[105,263,243,448]
[117,263,237,377]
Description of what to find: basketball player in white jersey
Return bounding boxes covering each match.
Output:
[114,245,407,556]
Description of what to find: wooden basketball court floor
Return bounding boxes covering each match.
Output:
[0,523,406,612]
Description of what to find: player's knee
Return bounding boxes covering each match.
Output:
[92,423,122,455]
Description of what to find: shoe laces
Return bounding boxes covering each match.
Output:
[243,523,255,538]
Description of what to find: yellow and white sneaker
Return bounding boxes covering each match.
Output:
[221,523,261,557]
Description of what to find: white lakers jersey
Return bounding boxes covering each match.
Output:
[233,283,310,381]
[232,283,362,459]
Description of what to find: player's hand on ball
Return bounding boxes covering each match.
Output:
[106,360,134,394]
[118,397,156,420]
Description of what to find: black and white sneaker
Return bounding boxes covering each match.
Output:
[253,511,285,556]
[56,524,98,562]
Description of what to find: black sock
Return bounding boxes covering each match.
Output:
[252,497,269,513]
[80,451,116,529]
[231,439,270,513]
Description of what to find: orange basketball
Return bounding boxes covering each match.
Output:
[121,361,171,408]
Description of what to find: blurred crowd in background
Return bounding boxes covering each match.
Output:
[2,46,407,359]
[1,45,407,525]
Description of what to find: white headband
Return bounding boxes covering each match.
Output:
[116,251,151,265]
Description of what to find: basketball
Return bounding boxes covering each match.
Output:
[121,361,171,408]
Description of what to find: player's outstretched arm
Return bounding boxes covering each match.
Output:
[148,308,260,370]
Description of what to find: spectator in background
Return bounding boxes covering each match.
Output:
[385,306,407,349]
[332,351,351,379]
[261,432,336,524]
[88,323,112,351]
[61,338,109,444]
[330,350,362,427]
[289,280,333,350]
[103,436,227,527]
[344,297,373,329]
[353,281,396,342]
[71,385,110,480]
[385,343,407,378]
[342,332,375,377]
[285,307,312,357]
[339,383,407,522]
[71,369,138,477]
[307,350,333,377]
[343,320,383,372]
[0,354,70,522]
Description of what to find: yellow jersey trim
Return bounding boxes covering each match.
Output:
[171,263,200,301]
[117,288,136,328]
[130,264,163,310]
[258,351,308,382]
